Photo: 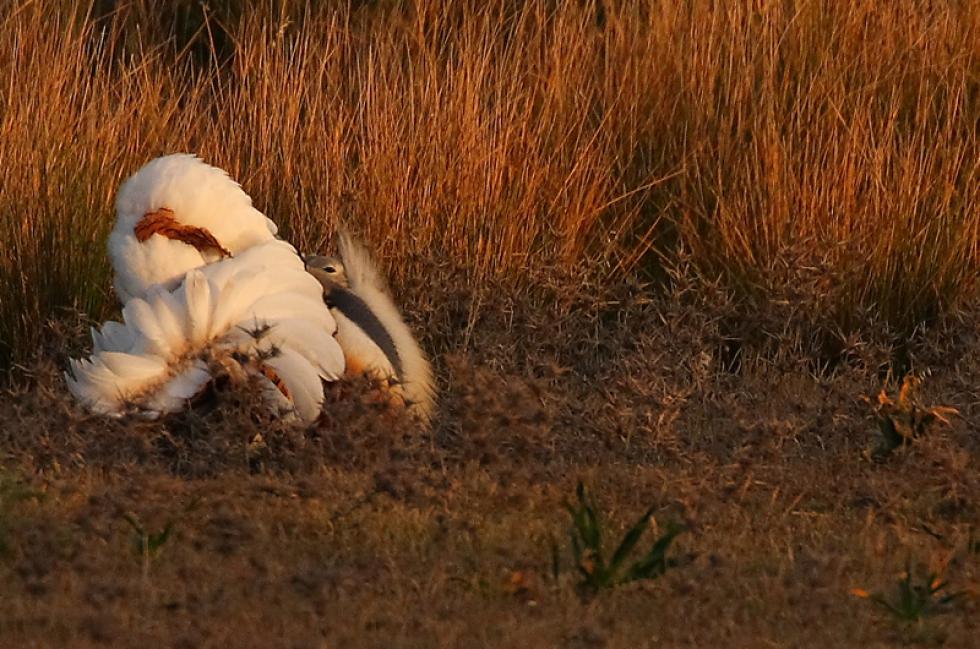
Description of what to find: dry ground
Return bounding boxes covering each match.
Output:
[1,276,977,648]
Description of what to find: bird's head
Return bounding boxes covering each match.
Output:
[303,253,348,289]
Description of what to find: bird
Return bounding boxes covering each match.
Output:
[304,231,436,424]
[68,154,346,424]
[67,239,346,423]
[108,153,279,302]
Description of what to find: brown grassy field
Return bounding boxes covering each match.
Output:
[0,1,978,647]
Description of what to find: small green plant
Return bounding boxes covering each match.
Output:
[851,562,964,622]
[123,512,175,576]
[561,481,684,595]
[863,374,958,459]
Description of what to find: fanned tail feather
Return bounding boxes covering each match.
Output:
[68,240,345,424]
[336,229,437,423]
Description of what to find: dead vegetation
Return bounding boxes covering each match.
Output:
[1,268,978,647]
[0,1,978,647]
[1,0,978,369]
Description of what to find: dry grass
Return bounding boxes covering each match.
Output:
[1,1,979,646]
[0,279,978,647]
[1,0,978,368]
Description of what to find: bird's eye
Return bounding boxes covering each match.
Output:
[325,266,336,274]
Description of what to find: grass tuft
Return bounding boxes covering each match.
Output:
[560,481,684,596]
[852,560,966,623]
[122,513,175,565]
[1,1,978,370]
[863,374,959,459]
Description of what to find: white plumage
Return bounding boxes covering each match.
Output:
[109,153,279,302]
[305,231,437,424]
[68,240,345,423]
[68,155,345,424]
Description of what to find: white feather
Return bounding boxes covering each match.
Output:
[73,154,345,423]
[242,293,337,329]
[66,359,120,409]
[141,361,211,413]
[93,320,136,353]
[207,268,271,337]
[71,238,344,423]
[263,346,324,423]
[96,351,168,383]
[265,318,346,380]
[65,353,168,415]
[335,231,437,423]
[110,153,279,302]
[146,287,189,357]
[122,298,172,357]
[180,270,213,346]
[90,326,107,353]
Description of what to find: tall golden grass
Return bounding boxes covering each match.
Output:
[0,0,977,369]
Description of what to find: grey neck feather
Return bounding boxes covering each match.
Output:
[325,285,403,381]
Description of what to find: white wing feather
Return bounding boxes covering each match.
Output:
[77,153,344,423]
[263,345,324,423]
[141,361,211,413]
[72,237,341,423]
[92,320,136,353]
[180,270,213,346]
[265,318,345,380]
[122,298,173,357]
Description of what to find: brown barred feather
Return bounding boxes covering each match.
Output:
[135,207,231,258]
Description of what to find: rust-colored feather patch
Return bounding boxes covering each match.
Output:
[343,352,367,378]
[260,366,291,400]
[134,207,231,258]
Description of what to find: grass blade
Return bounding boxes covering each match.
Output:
[607,505,656,577]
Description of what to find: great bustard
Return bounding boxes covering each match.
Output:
[67,154,345,423]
